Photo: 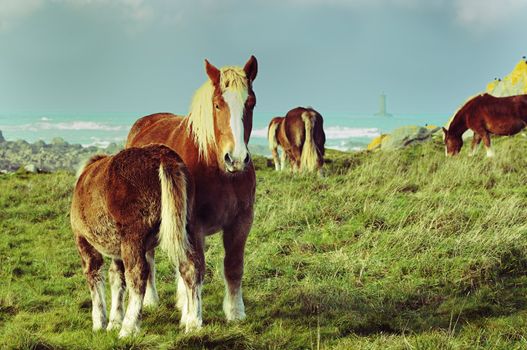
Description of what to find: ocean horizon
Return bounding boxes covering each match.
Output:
[0,111,450,154]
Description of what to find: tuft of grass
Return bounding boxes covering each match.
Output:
[2,135,527,349]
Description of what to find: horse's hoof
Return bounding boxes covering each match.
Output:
[106,321,122,331]
[92,321,107,332]
[118,325,140,338]
[226,311,246,322]
[184,318,203,333]
[143,296,159,309]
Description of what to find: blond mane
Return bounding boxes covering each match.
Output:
[186,66,248,161]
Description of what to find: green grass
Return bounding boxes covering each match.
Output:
[2,136,527,349]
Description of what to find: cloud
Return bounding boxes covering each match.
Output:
[59,0,154,22]
[281,0,527,31]
[0,0,44,30]
[1,0,525,33]
[453,0,527,29]
[0,0,153,31]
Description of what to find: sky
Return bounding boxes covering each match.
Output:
[0,0,526,117]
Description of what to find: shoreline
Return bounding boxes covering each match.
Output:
[0,131,122,174]
[0,122,442,173]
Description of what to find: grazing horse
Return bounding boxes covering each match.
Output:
[71,145,195,337]
[443,93,527,157]
[268,107,325,173]
[126,56,258,328]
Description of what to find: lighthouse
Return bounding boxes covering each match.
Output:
[374,93,392,117]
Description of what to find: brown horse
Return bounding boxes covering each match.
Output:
[126,56,258,326]
[443,93,527,157]
[71,144,195,337]
[268,107,325,174]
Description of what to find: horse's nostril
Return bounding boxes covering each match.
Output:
[243,153,250,164]
[224,153,233,164]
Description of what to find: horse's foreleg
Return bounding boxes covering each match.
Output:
[469,133,482,156]
[107,259,125,330]
[222,213,252,321]
[143,249,159,308]
[482,132,494,157]
[76,235,107,331]
[178,233,204,333]
[119,242,149,338]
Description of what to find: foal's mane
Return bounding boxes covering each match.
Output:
[186,66,248,161]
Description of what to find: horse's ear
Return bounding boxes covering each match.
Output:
[244,55,258,82]
[205,59,221,86]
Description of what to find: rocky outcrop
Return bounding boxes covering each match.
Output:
[367,125,440,151]
[0,132,123,173]
[445,58,527,134]
[486,58,527,97]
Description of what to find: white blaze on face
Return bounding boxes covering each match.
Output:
[222,89,248,161]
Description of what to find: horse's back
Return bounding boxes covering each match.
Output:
[283,109,306,148]
[463,94,527,135]
[126,113,183,148]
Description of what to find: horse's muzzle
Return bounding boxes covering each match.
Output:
[224,152,250,172]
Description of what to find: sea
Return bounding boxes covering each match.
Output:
[0,112,450,155]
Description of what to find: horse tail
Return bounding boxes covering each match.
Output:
[268,119,279,151]
[158,162,192,267]
[300,111,318,172]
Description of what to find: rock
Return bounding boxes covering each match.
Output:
[486,58,527,97]
[0,130,5,143]
[0,136,127,174]
[33,140,46,148]
[370,125,440,151]
[52,137,67,146]
[24,164,38,173]
[105,142,122,154]
[15,139,30,146]
[367,134,388,151]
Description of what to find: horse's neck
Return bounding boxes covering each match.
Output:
[449,113,468,136]
[179,118,221,171]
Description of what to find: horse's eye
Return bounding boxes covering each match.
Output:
[215,104,220,110]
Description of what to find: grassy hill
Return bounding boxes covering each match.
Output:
[1,136,527,349]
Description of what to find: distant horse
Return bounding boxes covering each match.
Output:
[443,93,527,157]
[268,107,325,174]
[126,56,258,328]
[71,145,194,337]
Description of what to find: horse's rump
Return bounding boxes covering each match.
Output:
[279,107,325,172]
[72,144,191,254]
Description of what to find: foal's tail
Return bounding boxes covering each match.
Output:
[268,119,280,151]
[300,111,318,172]
[158,163,192,267]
